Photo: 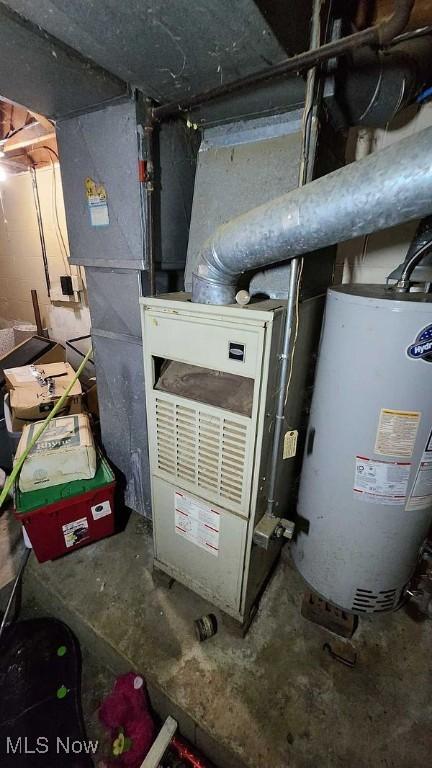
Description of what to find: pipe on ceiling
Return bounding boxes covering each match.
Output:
[191,124,432,304]
[153,0,414,121]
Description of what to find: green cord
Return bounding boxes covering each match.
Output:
[0,347,93,508]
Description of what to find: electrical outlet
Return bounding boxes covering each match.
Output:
[60,275,74,296]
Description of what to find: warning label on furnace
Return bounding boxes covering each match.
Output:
[374,409,420,457]
[354,456,411,506]
[175,491,220,557]
[406,429,432,511]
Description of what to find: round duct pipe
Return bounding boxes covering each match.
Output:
[192,125,432,305]
[334,36,432,128]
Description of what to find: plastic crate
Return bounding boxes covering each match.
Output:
[14,454,116,562]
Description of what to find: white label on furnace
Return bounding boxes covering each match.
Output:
[406,428,432,511]
[175,490,220,557]
[374,409,420,457]
[354,456,411,506]
[91,500,112,520]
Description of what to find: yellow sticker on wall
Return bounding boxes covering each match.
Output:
[84,177,97,197]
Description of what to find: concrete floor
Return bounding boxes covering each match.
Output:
[19,511,432,768]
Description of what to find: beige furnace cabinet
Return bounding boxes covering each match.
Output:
[141,293,307,624]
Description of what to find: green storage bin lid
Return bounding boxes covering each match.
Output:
[15,451,115,514]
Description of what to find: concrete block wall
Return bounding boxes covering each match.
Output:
[0,165,90,344]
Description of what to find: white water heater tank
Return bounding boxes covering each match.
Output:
[292,285,432,614]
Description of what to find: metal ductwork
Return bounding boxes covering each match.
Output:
[334,35,432,128]
[192,125,432,305]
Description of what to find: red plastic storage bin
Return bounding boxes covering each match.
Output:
[14,456,116,562]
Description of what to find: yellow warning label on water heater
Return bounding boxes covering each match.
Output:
[374,409,421,458]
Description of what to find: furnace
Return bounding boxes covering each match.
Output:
[141,293,321,624]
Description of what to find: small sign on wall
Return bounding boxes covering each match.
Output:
[85,177,109,227]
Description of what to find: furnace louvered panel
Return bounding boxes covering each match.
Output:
[154,394,249,513]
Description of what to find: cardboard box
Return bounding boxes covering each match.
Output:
[16,413,97,492]
[0,336,65,392]
[36,343,66,365]
[4,362,82,431]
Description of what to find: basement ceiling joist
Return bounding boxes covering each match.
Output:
[0,0,311,115]
[0,98,60,171]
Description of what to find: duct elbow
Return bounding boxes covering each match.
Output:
[192,270,237,305]
[192,241,239,305]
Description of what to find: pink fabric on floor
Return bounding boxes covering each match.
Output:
[99,672,156,767]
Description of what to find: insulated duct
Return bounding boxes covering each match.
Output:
[192,125,432,304]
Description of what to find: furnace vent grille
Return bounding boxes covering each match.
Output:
[154,395,249,511]
[351,587,398,613]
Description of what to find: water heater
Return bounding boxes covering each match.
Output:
[292,285,432,614]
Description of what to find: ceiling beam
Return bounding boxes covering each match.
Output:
[3,122,55,151]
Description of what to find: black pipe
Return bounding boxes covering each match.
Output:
[391,24,432,45]
[406,216,432,262]
[334,35,432,127]
[153,0,414,121]
[395,216,432,290]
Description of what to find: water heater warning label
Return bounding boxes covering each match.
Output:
[374,409,420,457]
[174,490,220,556]
[354,456,411,506]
